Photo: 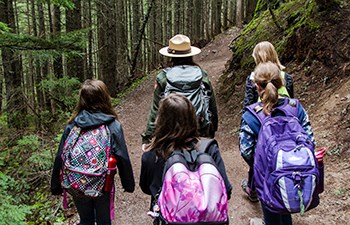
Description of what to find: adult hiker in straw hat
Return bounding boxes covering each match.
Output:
[141,34,218,147]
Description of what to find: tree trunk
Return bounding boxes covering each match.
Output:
[174,0,180,34]
[215,0,222,35]
[229,0,236,26]
[86,1,94,79]
[116,0,129,91]
[130,0,155,77]
[66,0,84,81]
[97,0,118,96]
[52,5,63,78]
[246,0,258,22]
[0,0,27,129]
[236,0,243,28]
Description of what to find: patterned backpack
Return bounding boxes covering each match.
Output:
[155,139,228,225]
[246,98,320,214]
[61,125,111,198]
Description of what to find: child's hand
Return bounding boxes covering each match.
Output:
[142,144,147,152]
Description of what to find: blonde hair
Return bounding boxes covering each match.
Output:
[252,41,285,70]
[254,62,283,115]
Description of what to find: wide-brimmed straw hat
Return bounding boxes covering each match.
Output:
[159,34,201,57]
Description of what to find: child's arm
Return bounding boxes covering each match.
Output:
[110,121,135,193]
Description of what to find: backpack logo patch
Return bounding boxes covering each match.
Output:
[61,125,111,198]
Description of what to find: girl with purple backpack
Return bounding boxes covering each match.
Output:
[241,41,295,202]
[140,93,232,225]
[239,62,316,225]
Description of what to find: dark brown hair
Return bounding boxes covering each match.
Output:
[254,62,283,115]
[68,79,118,123]
[149,93,199,158]
[169,56,200,67]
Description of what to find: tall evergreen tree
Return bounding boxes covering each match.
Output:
[0,0,28,129]
[66,0,84,81]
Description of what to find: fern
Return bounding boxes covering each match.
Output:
[0,173,31,225]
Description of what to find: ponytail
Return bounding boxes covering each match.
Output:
[254,62,283,115]
[261,82,279,115]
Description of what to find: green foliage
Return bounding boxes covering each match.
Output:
[0,173,31,225]
[0,22,11,33]
[224,0,320,100]
[15,135,52,172]
[40,76,81,113]
[0,114,7,129]
[334,187,347,197]
[0,130,64,224]
[0,28,87,61]
[50,0,75,9]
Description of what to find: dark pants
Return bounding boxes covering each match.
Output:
[73,192,111,225]
[261,204,292,225]
[243,156,255,191]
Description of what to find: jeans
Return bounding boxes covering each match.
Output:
[261,204,292,225]
[73,192,111,225]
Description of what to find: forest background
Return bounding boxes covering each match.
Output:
[0,0,348,224]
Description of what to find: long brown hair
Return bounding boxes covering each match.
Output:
[254,62,283,115]
[68,79,118,123]
[149,93,199,158]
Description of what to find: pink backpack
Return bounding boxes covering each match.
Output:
[156,139,228,224]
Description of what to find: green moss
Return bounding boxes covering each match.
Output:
[111,74,150,106]
[224,0,323,98]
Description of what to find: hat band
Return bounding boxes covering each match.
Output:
[167,48,191,55]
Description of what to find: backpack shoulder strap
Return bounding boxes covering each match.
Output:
[245,102,266,125]
[197,138,217,153]
[156,70,167,91]
[275,98,299,118]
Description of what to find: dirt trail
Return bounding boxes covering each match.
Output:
[111,27,264,225]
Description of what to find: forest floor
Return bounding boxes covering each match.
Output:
[66,26,350,225]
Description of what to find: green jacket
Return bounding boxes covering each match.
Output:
[141,66,218,144]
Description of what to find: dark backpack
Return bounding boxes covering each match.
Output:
[163,65,212,136]
[246,98,320,214]
[61,125,111,198]
[154,139,228,225]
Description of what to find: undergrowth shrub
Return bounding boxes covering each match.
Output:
[0,172,31,225]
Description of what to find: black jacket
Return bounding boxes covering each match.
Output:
[139,141,232,200]
[50,110,135,195]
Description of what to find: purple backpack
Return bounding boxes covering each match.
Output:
[156,139,228,224]
[247,98,320,214]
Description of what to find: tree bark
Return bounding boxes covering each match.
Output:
[246,0,258,22]
[116,0,129,91]
[236,0,243,28]
[0,0,27,129]
[52,4,63,78]
[38,2,51,111]
[66,0,84,81]
[97,0,118,96]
